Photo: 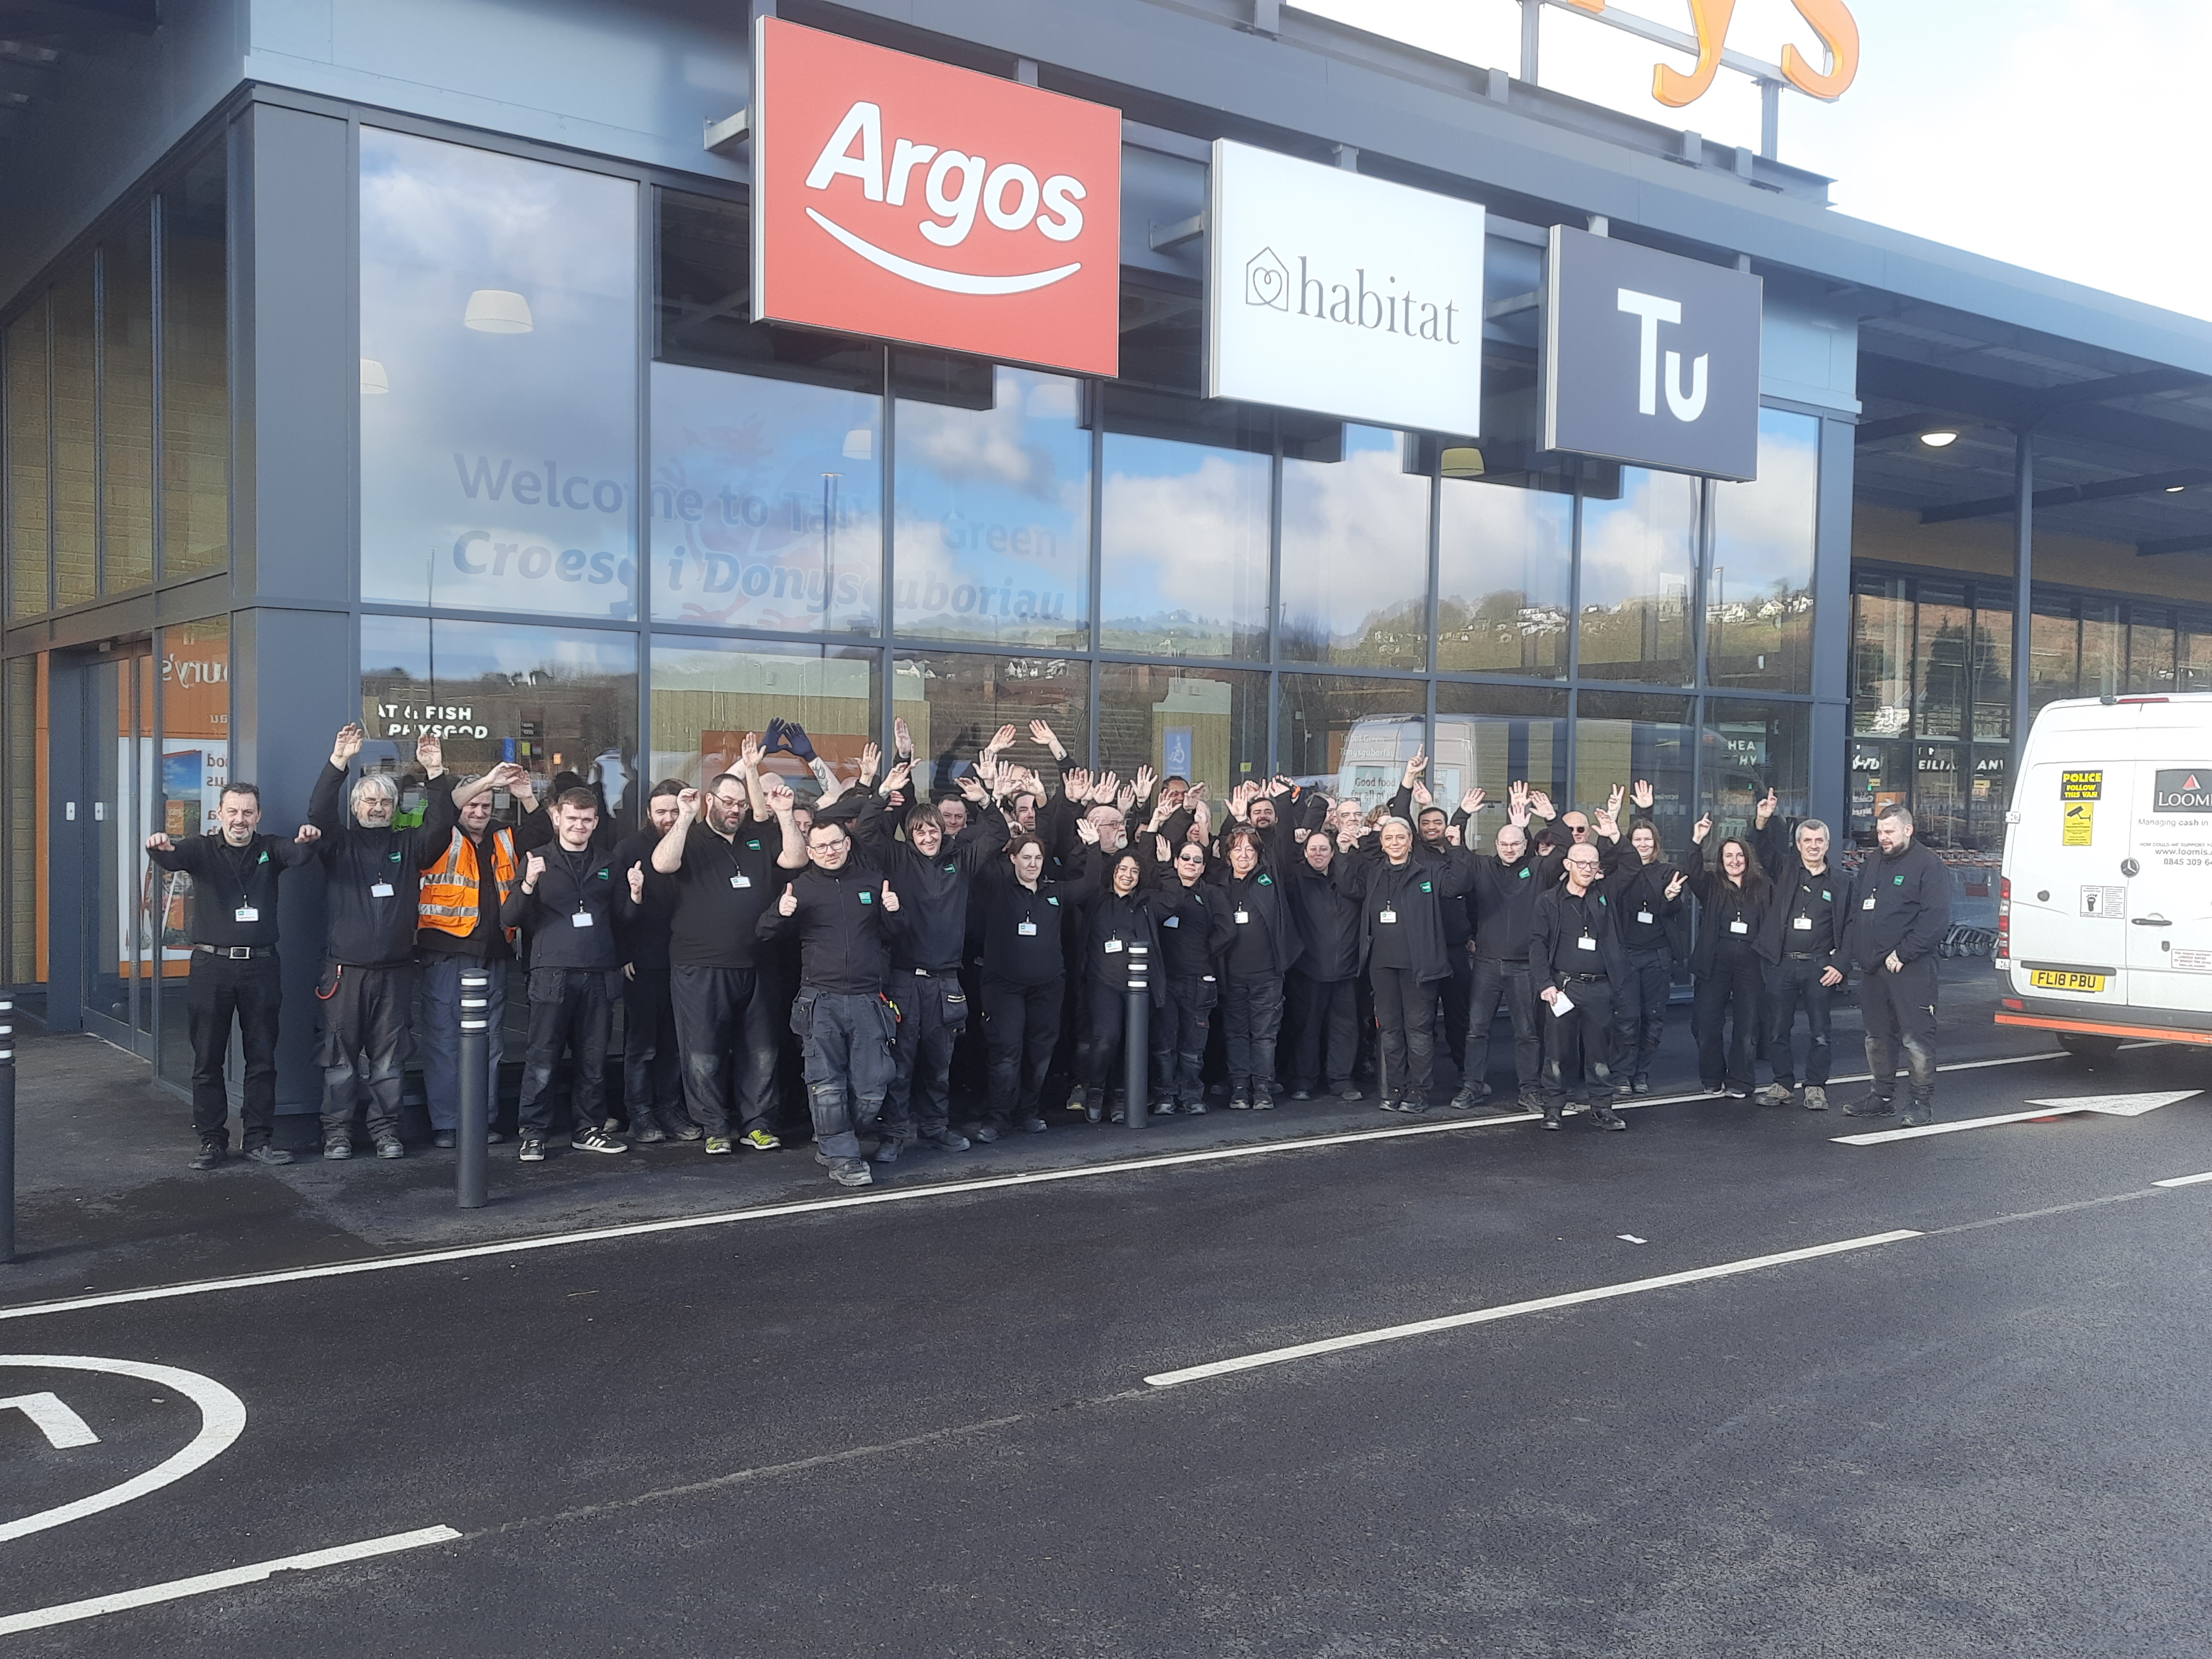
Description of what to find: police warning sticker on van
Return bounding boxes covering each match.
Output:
[2062,801,2094,846]
[2059,770,2102,801]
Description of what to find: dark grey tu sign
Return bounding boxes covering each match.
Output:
[1541,226,1763,481]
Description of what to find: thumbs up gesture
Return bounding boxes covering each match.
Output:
[882,882,900,913]
[629,862,646,902]
[778,882,798,917]
[524,851,546,890]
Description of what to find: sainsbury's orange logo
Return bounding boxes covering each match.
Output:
[1564,0,1860,110]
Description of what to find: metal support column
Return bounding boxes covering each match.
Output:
[0,990,14,1263]
[1124,946,1150,1127]
[2010,429,2036,799]
[457,969,490,1209]
[1520,0,1541,84]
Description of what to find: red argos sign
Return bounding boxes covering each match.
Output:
[750,18,1121,377]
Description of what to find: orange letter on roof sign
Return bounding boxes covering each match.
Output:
[1781,0,1860,99]
[1652,0,1737,107]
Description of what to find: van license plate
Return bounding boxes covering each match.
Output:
[2030,970,2106,993]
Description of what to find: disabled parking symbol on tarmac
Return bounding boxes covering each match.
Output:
[0,1355,245,1545]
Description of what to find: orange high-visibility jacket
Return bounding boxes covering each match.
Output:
[418,827,519,943]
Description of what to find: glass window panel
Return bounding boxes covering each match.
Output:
[650,635,882,797]
[1278,424,1431,669]
[155,616,228,1080]
[1574,690,1694,854]
[893,651,1088,799]
[360,129,638,617]
[1277,673,1424,809]
[359,616,640,825]
[1913,584,1969,741]
[893,362,1088,647]
[1097,664,1269,799]
[1970,593,2013,741]
[649,361,882,634]
[51,257,96,608]
[162,142,230,580]
[2127,606,2175,693]
[1849,736,1909,850]
[5,305,48,619]
[5,654,44,994]
[1099,429,1270,659]
[1576,466,1696,685]
[1435,473,1571,676]
[2181,619,2212,694]
[1706,409,1818,691]
[1851,575,1911,737]
[1432,682,1568,828]
[2079,599,2122,698]
[1912,742,1966,848]
[1965,743,2009,855]
[2028,595,2078,714]
[101,216,156,591]
[1698,698,1812,844]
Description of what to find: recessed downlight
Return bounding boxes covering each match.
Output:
[1919,430,1960,448]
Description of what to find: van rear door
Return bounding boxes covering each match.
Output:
[2009,761,2133,1005]
[2123,761,2212,1014]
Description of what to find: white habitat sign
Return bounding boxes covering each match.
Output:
[1206,139,1485,436]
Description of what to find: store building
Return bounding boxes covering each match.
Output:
[4,0,2211,1108]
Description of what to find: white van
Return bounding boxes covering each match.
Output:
[1997,693,2212,1058]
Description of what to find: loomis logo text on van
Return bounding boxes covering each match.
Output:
[2152,768,2212,812]
[805,101,1088,296]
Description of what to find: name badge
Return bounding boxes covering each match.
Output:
[234,907,260,923]
[731,874,751,889]
[1793,916,1813,931]
[1234,909,1250,924]
[1163,915,1180,929]
[1104,939,1124,953]
[1862,896,1878,911]
[370,882,395,898]
[1729,920,1749,935]
[1018,921,1039,937]
[1378,909,1397,924]
[1577,935,1597,951]
[571,911,595,929]
[1636,910,1654,925]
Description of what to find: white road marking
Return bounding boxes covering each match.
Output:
[1836,1089,2201,1146]
[2153,1170,2212,1188]
[0,1390,100,1449]
[1617,1234,1648,1245]
[1143,1229,1924,1387]
[0,1526,460,1636]
[0,1048,2074,1327]
[0,1357,244,1544]
[2025,1089,2201,1118]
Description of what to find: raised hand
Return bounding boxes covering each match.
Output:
[1029,719,1063,756]
[1062,765,1093,801]
[1411,781,1432,808]
[1607,783,1626,820]
[1268,774,1294,797]
[675,786,702,818]
[957,772,988,805]
[145,831,175,852]
[1446,823,1463,846]
[1094,770,1120,806]
[1186,780,1209,804]
[858,741,881,784]
[524,851,547,890]
[1116,784,1136,814]
[1460,787,1484,817]
[1692,813,1714,843]
[893,716,914,758]
[629,862,646,902]
[1075,815,1101,846]
[1402,748,1428,785]
[1527,789,1556,820]
[1190,799,1212,832]
[294,824,321,845]
[884,759,913,796]
[487,761,529,790]
[1593,807,1617,838]
[778,882,798,917]
[1633,779,1655,811]
[415,731,444,777]
[1134,764,1157,801]
[762,777,796,817]
[1756,786,1780,826]
[881,882,900,913]
[986,723,1018,756]
[1156,834,1172,863]
[738,730,764,774]
[1666,869,1687,900]
[331,723,365,767]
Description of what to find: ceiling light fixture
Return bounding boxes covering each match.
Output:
[464,289,534,333]
[1919,430,1960,448]
[2167,484,2187,494]
[1441,445,1486,478]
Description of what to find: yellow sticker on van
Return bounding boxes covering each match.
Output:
[2062,802,2093,846]
[2060,771,2102,801]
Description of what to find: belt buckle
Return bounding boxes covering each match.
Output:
[912,968,929,977]
[230,946,254,961]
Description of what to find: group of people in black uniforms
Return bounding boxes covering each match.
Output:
[153,716,1952,1181]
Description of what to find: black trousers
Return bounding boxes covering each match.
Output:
[621,967,682,1124]
[1151,974,1217,1106]
[1284,971,1359,1092]
[318,962,413,1140]
[793,988,896,1160]
[669,964,781,1139]
[1076,975,1147,1098]
[885,969,967,1138]
[1765,957,1834,1087]
[1370,963,1438,1103]
[1860,954,1939,1101]
[1222,972,1285,1100]
[518,967,617,1137]
[187,951,282,1148]
[1465,955,1541,1095]
[1693,948,1765,1090]
[1435,948,1473,1085]
[1544,977,1617,1108]
[1614,947,1673,1082]
[983,975,1062,1128]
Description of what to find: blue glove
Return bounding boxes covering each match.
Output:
[783,722,818,763]
[762,717,789,756]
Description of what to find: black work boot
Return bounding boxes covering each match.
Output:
[629,1113,669,1145]
[1592,1101,1627,1131]
[1542,1101,1563,1131]
[1901,1090,1935,1127]
[190,1139,226,1171]
[660,1107,704,1142]
[1842,1093,1896,1118]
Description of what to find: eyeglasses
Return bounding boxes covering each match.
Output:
[1564,821,1591,835]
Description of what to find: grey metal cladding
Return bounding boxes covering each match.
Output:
[1543,226,1761,481]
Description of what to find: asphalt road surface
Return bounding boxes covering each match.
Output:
[7,1041,2212,1656]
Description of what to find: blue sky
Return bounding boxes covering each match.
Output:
[1295,0,2209,322]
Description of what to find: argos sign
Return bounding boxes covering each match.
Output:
[750,18,1121,377]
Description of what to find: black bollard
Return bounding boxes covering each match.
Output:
[0,989,14,1262]
[1124,945,1149,1128]
[457,969,489,1209]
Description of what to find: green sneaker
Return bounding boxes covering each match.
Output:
[703,1135,733,1155]
[741,1128,782,1151]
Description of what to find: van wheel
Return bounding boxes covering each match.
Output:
[2057,1033,2122,1063]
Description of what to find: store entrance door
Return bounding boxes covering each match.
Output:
[77,646,160,1057]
